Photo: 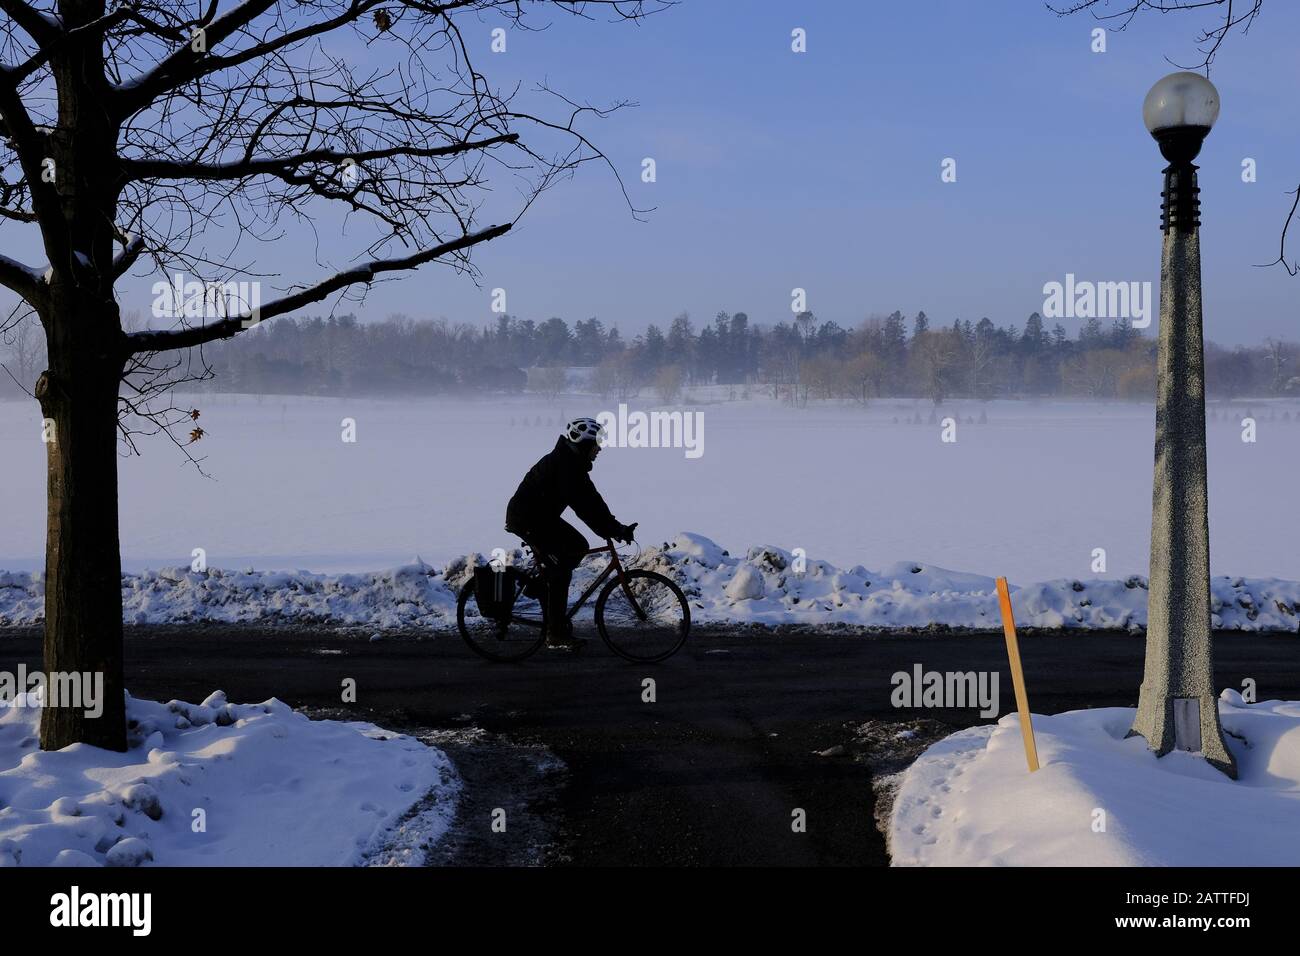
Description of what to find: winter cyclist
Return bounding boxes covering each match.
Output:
[505,417,637,650]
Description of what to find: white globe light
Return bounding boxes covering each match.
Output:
[1143,72,1220,133]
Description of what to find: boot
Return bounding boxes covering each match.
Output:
[545,617,584,651]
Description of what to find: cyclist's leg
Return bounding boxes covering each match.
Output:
[528,518,588,638]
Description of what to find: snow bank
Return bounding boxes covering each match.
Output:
[0,563,461,629]
[2,533,1298,632]
[890,692,1300,866]
[0,690,457,866]
[632,533,1300,632]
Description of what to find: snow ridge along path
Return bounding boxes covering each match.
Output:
[3,532,1298,633]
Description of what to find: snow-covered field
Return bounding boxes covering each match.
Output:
[0,690,458,867]
[889,691,1300,866]
[2,391,1298,595]
[3,532,1298,632]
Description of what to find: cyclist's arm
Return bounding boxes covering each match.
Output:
[571,472,620,540]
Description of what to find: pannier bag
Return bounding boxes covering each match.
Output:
[474,565,521,620]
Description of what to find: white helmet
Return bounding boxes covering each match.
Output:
[563,417,605,445]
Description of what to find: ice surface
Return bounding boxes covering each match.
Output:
[1,392,1296,589]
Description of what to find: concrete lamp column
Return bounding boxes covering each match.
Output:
[1128,71,1237,779]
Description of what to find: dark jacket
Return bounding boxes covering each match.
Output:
[506,437,620,538]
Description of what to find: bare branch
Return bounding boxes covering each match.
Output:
[112,232,146,278]
[1254,185,1300,277]
[114,0,481,117]
[1046,0,1263,70]
[124,221,510,353]
[121,131,520,181]
[0,0,61,46]
[0,248,43,302]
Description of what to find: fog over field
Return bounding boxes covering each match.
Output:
[2,393,1296,583]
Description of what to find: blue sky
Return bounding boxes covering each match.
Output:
[102,0,1300,343]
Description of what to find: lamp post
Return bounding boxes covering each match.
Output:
[1128,71,1236,779]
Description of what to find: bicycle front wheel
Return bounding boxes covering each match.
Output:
[456,577,547,662]
[595,569,691,663]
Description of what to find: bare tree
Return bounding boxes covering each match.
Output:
[968,328,995,400]
[799,354,840,402]
[1063,347,1128,398]
[600,349,638,401]
[529,363,567,399]
[653,362,681,403]
[0,0,665,750]
[911,328,958,405]
[843,350,885,405]
[0,304,42,389]
[1264,337,1289,393]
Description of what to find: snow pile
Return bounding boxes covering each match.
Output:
[890,692,1300,866]
[0,562,463,629]
[634,533,1300,633]
[2,533,1299,632]
[0,690,457,866]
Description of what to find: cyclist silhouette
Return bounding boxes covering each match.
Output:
[505,417,636,649]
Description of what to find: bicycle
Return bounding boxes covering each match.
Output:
[456,531,691,663]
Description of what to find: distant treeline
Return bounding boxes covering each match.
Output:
[3,309,1298,403]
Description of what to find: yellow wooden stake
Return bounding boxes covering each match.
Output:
[995,576,1040,772]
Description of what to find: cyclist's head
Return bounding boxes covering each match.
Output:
[563,417,606,461]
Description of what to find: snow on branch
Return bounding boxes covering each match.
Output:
[0,248,45,302]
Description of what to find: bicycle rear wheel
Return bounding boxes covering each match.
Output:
[457,574,547,662]
[595,569,691,662]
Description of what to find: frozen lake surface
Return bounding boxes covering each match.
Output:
[1,392,1296,583]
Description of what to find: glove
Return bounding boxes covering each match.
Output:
[613,522,638,544]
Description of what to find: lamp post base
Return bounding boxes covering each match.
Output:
[1128,690,1238,779]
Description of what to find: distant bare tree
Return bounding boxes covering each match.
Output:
[1264,338,1290,393]
[843,350,885,405]
[912,329,959,405]
[1063,347,1129,398]
[968,329,995,400]
[800,354,840,402]
[604,350,639,401]
[654,363,682,403]
[0,306,42,389]
[529,364,568,400]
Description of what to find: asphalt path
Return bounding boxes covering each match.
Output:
[3,625,1296,865]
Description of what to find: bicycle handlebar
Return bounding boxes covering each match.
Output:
[607,521,638,545]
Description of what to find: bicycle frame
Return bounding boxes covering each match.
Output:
[517,538,647,624]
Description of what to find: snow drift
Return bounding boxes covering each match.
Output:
[0,690,458,866]
[889,691,1300,866]
[2,532,1298,633]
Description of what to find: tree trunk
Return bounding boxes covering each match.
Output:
[33,0,127,750]
[36,349,127,752]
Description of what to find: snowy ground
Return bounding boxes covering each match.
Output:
[889,691,1300,866]
[0,691,458,866]
[3,532,1298,632]
[2,392,1298,584]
